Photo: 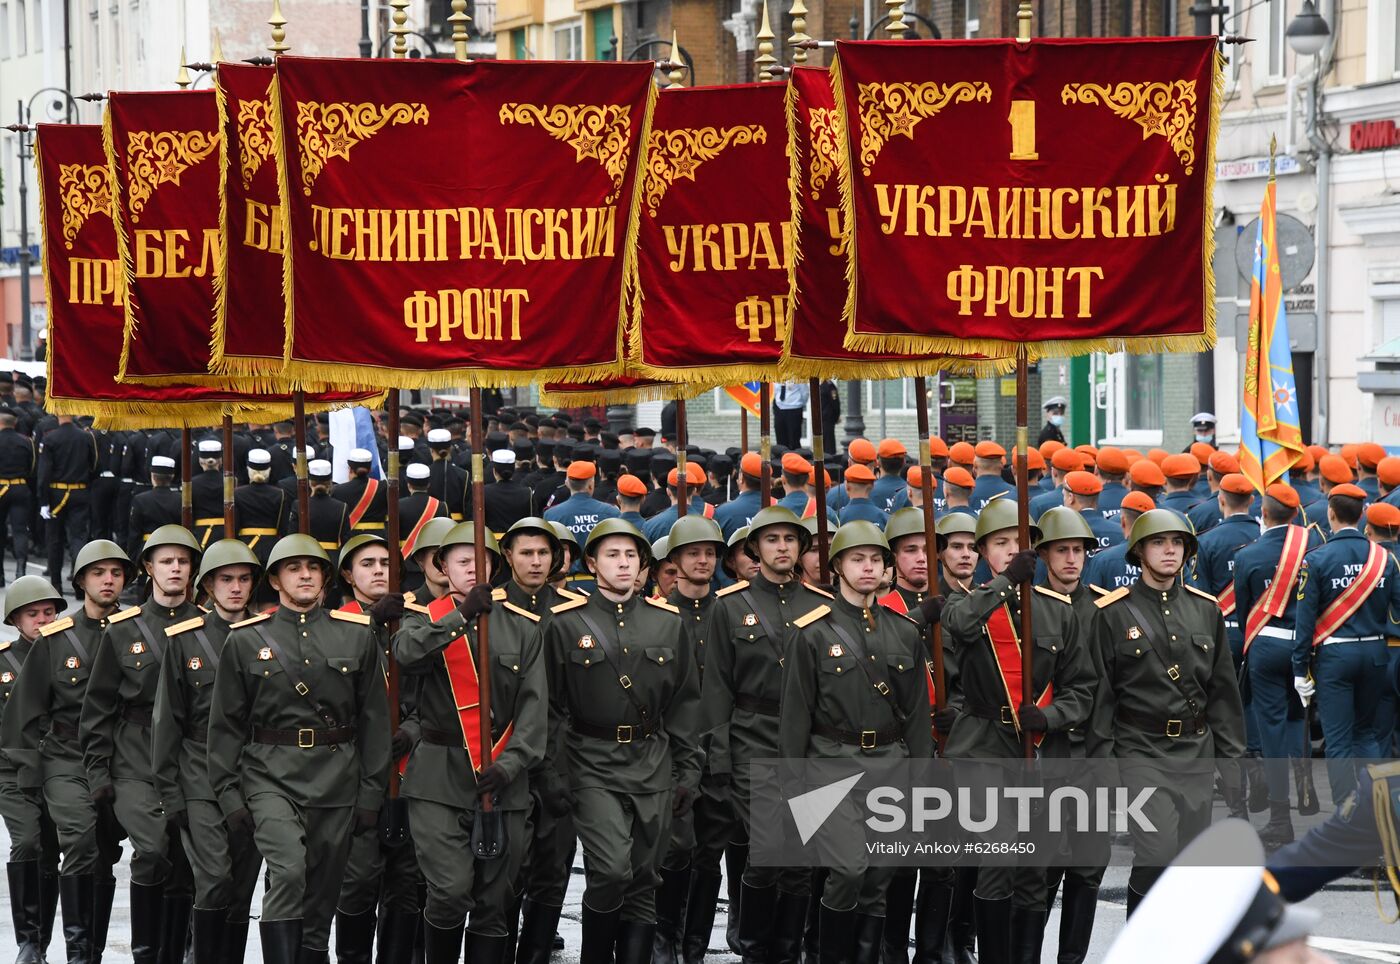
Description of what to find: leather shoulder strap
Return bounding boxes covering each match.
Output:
[576,606,656,726]
[248,620,339,726]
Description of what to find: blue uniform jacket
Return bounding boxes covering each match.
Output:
[1191,513,1261,648]
[1159,490,1201,519]
[839,497,888,529]
[970,474,1014,511]
[1360,477,1381,501]
[1099,481,1128,520]
[871,475,909,514]
[1081,508,1124,555]
[1292,527,1400,676]
[642,497,713,542]
[714,489,761,538]
[544,492,620,573]
[1300,498,1331,538]
[1029,485,1064,522]
[1232,524,1324,642]
[1086,541,1139,592]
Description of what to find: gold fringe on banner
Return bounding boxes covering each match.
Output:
[539,379,711,408]
[104,108,141,384]
[782,76,807,362]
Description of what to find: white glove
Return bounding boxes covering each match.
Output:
[1293,675,1314,706]
[39,506,51,521]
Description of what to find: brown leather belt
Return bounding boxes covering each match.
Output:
[966,701,1018,726]
[252,726,355,748]
[735,693,780,717]
[811,721,902,749]
[121,705,153,727]
[570,718,659,744]
[1116,707,1205,739]
[422,726,507,746]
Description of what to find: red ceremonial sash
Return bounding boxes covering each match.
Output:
[348,478,381,528]
[432,594,513,770]
[402,497,441,555]
[1244,525,1308,652]
[1312,541,1389,646]
[985,605,1053,747]
[1216,582,1237,618]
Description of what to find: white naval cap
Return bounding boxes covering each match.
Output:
[347,448,373,464]
[398,435,415,451]
[247,448,271,467]
[406,462,431,481]
[197,439,221,455]
[1191,412,1218,426]
[1103,819,1320,964]
[491,449,517,466]
[427,428,452,445]
[308,459,333,479]
[150,456,175,471]
[1043,396,1067,409]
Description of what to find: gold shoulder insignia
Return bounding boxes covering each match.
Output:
[1033,586,1072,604]
[557,588,587,601]
[551,596,589,614]
[403,590,418,606]
[40,616,74,637]
[887,608,919,625]
[1094,587,1130,609]
[165,616,206,637]
[491,587,508,602]
[0,640,10,652]
[107,606,141,624]
[229,612,273,629]
[404,601,431,615]
[1090,585,1110,596]
[644,596,680,614]
[715,580,750,598]
[1184,585,1218,604]
[330,609,372,625]
[501,601,541,622]
[793,604,830,629]
[804,583,835,599]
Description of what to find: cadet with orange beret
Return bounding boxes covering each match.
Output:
[1377,456,1400,509]
[1301,455,1357,538]
[1287,447,1321,508]
[970,441,1014,511]
[1158,454,1204,516]
[714,454,764,539]
[1094,446,1131,520]
[1084,490,1157,592]
[941,467,976,517]
[837,464,886,529]
[1030,449,1084,520]
[1187,451,1247,534]
[873,440,910,514]
[1128,459,1167,500]
[642,463,714,543]
[543,460,620,592]
[827,439,878,514]
[1357,443,1387,501]
[948,441,975,469]
[1061,471,1123,553]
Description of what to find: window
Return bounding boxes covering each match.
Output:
[33,0,40,50]
[0,3,9,59]
[16,0,26,55]
[511,26,526,59]
[552,19,582,60]
[1104,353,1164,445]
[1266,0,1287,80]
[864,379,924,414]
[589,7,614,61]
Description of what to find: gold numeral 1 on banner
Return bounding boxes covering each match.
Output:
[1008,100,1039,161]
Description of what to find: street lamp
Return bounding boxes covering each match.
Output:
[1285,0,1329,56]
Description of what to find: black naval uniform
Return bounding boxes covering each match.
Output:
[288,492,350,562]
[483,478,534,536]
[233,481,290,568]
[0,424,36,581]
[39,420,96,584]
[190,469,225,548]
[332,475,389,536]
[127,485,183,564]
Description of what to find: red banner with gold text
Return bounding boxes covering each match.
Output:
[274,56,653,389]
[833,37,1220,357]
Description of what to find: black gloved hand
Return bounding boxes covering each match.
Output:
[672,785,694,817]
[475,764,510,798]
[369,592,405,626]
[1003,550,1039,585]
[932,705,959,733]
[390,727,413,760]
[1017,703,1048,734]
[352,808,380,836]
[225,808,254,839]
[89,783,115,805]
[167,809,189,832]
[917,595,946,626]
[457,585,495,621]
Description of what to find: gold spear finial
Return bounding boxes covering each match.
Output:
[885,0,907,36]
[212,29,224,63]
[1016,0,1033,41]
[176,46,192,88]
[755,0,777,81]
[269,0,289,54]
[449,0,473,61]
[390,0,411,57]
[787,0,810,63]
[667,30,686,88]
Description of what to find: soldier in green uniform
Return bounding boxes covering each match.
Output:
[394,521,546,963]
[0,576,64,964]
[1086,509,1246,913]
[940,499,1096,960]
[81,524,203,964]
[206,534,391,964]
[544,519,702,964]
[151,539,264,964]
[405,517,457,607]
[2,540,134,964]
[699,506,832,962]
[780,521,933,962]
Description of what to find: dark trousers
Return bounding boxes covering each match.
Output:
[45,489,89,584]
[774,408,804,450]
[0,481,32,576]
[1315,639,1388,803]
[1248,635,1308,801]
[89,477,120,543]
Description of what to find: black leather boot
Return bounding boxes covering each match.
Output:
[1246,753,1270,813]
[817,903,856,964]
[39,869,58,963]
[515,899,564,964]
[725,843,747,955]
[1124,887,1146,919]
[771,890,810,964]
[221,918,250,964]
[422,918,464,964]
[681,871,723,964]
[376,910,418,964]
[1259,800,1295,847]
[1008,904,1045,964]
[258,920,303,964]
[912,874,953,964]
[1294,757,1320,816]
[191,907,226,964]
[971,896,1010,964]
[157,891,193,964]
[882,873,915,964]
[335,909,378,964]
[653,864,691,964]
[855,914,885,964]
[580,905,622,964]
[463,930,509,964]
[946,868,978,964]
[297,946,330,964]
[737,884,777,963]
[58,874,93,964]
[617,920,658,964]
[1055,880,1098,964]
[501,895,520,964]
[9,860,42,964]
[129,882,164,964]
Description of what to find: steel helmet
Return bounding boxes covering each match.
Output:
[884,507,927,546]
[70,539,136,591]
[408,517,457,562]
[1034,506,1097,551]
[501,517,564,576]
[583,518,651,565]
[265,533,333,576]
[666,515,725,560]
[934,512,978,551]
[1125,509,1199,566]
[550,521,580,565]
[194,539,263,589]
[4,576,64,626]
[827,520,893,566]
[141,525,202,563]
[651,537,670,562]
[743,506,810,560]
[433,522,502,577]
[722,526,750,579]
[973,499,1040,547]
[339,533,389,571]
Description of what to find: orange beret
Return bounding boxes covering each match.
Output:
[1096,446,1130,474]
[975,441,1006,459]
[1124,448,1145,461]
[1368,502,1400,528]
[905,466,928,487]
[1121,491,1156,513]
[845,463,876,483]
[1129,460,1167,488]
[1319,455,1353,485]
[1292,449,1315,473]
[1331,483,1367,500]
[1189,441,1215,466]
[1380,456,1400,488]
[877,438,907,459]
[1064,471,1103,496]
[781,452,812,476]
[1075,444,1099,460]
[807,467,833,487]
[944,467,974,489]
[1219,473,1254,495]
[949,442,975,466]
[1359,442,1388,469]
[1265,483,1299,509]
[928,437,950,458]
[1051,449,1083,472]
[848,439,877,463]
[566,461,596,480]
[740,452,763,477]
[1147,448,1169,466]
[1341,444,1359,469]
[1306,444,1329,464]
[1026,448,1045,471]
[1040,439,1066,458]
[617,474,647,497]
[1161,454,1202,479]
[668,462,705,486]
[1208,451,1241,475]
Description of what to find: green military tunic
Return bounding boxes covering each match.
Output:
[80,598,200,886]
[545,590,701,917]
[394,590,546,933]
[0,637,45,863]
[152,611,262,913]
[206,604,390,948]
